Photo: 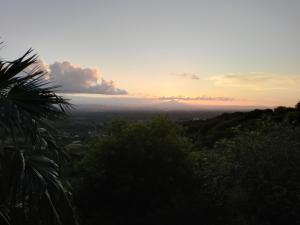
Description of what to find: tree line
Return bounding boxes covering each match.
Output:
[1,49,300,225]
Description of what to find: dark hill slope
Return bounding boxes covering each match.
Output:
[181,107,300,148]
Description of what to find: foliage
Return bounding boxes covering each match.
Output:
[216,122,300,225]
[73,117,202,225]
[3,43,300,225]
[66,108,300,225]
[0,48,76,225]
[295,101,300,110]
[181,107,300,149]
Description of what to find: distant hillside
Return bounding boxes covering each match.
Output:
[74,101,266,112]
[181,106,300,148]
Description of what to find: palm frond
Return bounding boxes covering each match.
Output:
[0,205,10,225]
[0,47,77,225]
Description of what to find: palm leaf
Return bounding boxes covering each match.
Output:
[0,207,10,225]
[0,46,77,225]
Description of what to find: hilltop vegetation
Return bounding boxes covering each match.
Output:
[64,105,300,225]
[182,106,300,148]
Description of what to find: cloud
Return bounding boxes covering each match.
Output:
[159,96,234,101]
[40,61,127,95]
[172,72,200,80]
[210,73,300,90]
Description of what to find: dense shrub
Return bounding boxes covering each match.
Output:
[217,123,300,225]
[73,117,201,225]
[67,109,300,225]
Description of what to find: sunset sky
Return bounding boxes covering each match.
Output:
[1,0,300,108]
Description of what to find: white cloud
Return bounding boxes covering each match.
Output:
[41,61,128,95]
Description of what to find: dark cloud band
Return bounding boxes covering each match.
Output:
[173,73,200,80]
[159,96,234,101]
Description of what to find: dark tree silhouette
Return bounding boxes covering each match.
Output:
[295,101,300,110]
[0,47,77,225]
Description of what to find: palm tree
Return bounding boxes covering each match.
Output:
[0,48,77,225]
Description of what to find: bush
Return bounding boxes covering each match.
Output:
[218,123,300,225]
[74,117,198,225]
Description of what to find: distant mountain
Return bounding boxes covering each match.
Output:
[74,100,198,112]
[73,101,266,112]
[146,100,198,111]
[73,104,134,112]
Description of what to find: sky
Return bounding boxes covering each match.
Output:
[1,0,300,108]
